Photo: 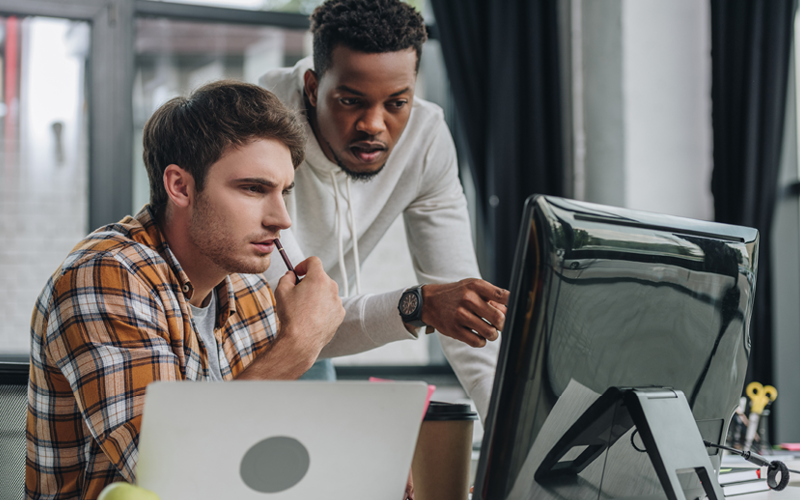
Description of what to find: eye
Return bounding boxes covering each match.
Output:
[244,184,264,194]
[390,100,408,110]
[340,97,360,106]
[282,187,293,197]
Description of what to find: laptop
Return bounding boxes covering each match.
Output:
[136,380,430,500]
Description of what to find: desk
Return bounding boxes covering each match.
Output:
[729,459,800,499]
[466,457,800,499]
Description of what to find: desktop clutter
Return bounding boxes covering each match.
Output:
[717,381,800,496]
[95,381,798,500]
[727,382,778,455]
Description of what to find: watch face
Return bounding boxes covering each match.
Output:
[399,293,419,316]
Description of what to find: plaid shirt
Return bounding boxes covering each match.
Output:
[26,206,279,500]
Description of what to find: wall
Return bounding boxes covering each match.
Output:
[772,24,800,443]
[580,0,625,207]
[622,0,713,220]
[580,0,713,221]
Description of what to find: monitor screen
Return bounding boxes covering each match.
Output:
[474,195,759,500]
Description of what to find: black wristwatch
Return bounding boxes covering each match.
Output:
[398,284,427,328]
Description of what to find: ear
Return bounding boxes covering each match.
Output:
[163,164,194,210]
[303,69,320,108]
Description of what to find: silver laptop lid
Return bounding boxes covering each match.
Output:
[136,380,429,500]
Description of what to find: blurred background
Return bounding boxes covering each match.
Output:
[0,0,798,444]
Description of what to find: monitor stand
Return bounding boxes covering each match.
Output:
[534,387,723,500]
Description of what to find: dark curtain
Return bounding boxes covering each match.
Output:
[430,0,564,288]
[710,0,795,390]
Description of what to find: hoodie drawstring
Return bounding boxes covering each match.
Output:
[329,171,362,297]
[345,176,362,294]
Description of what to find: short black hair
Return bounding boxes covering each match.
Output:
[142,80,305,219]
[310,0,428,76]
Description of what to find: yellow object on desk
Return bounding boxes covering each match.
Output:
[747,382,777,415]
[97,482,160,500]
[744,382,778,452]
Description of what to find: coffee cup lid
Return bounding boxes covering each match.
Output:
[424,401,478,421]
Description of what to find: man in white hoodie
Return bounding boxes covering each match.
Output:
[259,0,507,421]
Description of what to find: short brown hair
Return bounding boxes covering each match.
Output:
[142,80,306,219]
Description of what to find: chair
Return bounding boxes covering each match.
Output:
[0,360,29,500]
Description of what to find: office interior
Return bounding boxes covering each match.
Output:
[1,0,799,476]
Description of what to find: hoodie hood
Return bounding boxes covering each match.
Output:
[259,57,339,178]
[259,57,362,296]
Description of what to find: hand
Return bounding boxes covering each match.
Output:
[420,278,509,348]
[274,256,345,357]
[403,468,414,500]
[237,257,344,380]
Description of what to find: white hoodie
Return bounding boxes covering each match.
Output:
[259,57,499,421]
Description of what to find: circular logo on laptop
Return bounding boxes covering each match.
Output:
[240,436,310,493]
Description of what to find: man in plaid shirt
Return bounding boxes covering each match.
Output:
[26,81,346,499]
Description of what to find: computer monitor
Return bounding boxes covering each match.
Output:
[474,195,759,500]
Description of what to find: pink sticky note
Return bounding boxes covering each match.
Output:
[369,377,436,421]
[779,443,800,451]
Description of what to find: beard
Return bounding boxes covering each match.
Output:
[188,192,271,275]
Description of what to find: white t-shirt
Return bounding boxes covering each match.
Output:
[189,289,223,381]
[259,57,499,421]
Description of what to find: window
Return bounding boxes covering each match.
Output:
[0,0,463,374]
[145,0,425,16]
[131,17,311,211]
[0,16,90,355]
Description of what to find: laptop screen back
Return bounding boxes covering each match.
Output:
[136,380,429,500]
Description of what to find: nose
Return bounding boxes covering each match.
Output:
[355,106,386,136]
[263,195,292,231]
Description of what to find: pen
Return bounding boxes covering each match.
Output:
[274,238,300,284]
